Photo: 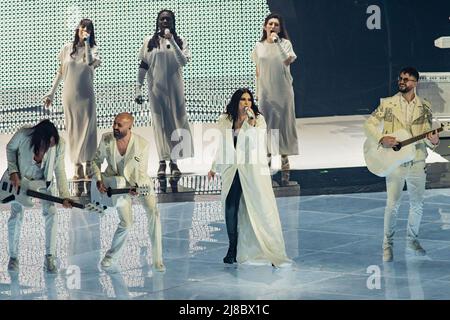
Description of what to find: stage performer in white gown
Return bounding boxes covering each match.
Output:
[208,88,291,267]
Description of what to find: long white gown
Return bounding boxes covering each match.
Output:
[211,114,291,267]
[59,43,100,163]
[251,39,299,156]
[138,36,194,161]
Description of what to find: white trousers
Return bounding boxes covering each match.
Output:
[8,200,58,258]
[383,160,426,248]
[106,194,163,265]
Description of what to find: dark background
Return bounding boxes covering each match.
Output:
[267,0,450,117]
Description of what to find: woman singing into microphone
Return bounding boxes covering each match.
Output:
[135,9,193,177]
[43,19,101,180]
[251,13,298,185]
[208,88,291,267]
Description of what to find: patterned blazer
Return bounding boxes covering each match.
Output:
[364,92,435,162]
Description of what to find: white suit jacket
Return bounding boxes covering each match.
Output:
[6,127,70,198]
[364,93,436,162]
[92,132,154,194]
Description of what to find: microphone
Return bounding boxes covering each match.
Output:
[271,32,279,43]
[83,34,90,42]
[165,29,171,49]
[245,107,254,120]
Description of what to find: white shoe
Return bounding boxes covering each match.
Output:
[383,247,393,262]
[8,257,19,272]
[44,255,58,273]
[101,255,113,268]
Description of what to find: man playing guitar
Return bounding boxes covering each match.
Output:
[6,119,73,273]
[91,113,165,272]
[364,67,439,262]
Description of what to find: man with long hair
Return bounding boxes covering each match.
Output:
[6,119,72,273]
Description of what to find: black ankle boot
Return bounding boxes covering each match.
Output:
[169,161,181,177]
[223,248,237,264]
[223,237,237,264]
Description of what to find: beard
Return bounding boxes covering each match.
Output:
[113,130,125,139]
[398,85,412,93]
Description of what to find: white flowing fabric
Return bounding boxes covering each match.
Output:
[251,39,299,156]
[138,36,193,161]
[211,114,291,267]
[58,43,100,163]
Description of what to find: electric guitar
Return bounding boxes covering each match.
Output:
[90,176,150,208]
[364,122,447,177]
[0,171,104,213]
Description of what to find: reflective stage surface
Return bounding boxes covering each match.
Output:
[1,188,450,300]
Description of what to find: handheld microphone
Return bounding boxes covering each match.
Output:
[245,107,254,120]
[165,29,171,49]
[83,34,90,42]
[271,32,279,43]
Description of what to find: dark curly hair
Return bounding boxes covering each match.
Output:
[28,119,60,155]
[225,88,261,122]
[399,66,419,81]
[147,9,183,52]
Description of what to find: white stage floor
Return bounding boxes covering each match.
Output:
[1,116,450,301]
[1,189,450,300]
[0,115,447,177]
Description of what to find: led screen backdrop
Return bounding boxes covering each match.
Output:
[0,0,270,133]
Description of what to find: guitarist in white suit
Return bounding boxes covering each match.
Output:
[364,67,439,262]
[6,119,72,273]
[91,112,165,271]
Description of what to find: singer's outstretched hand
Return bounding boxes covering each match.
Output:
[43,97,52,108]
